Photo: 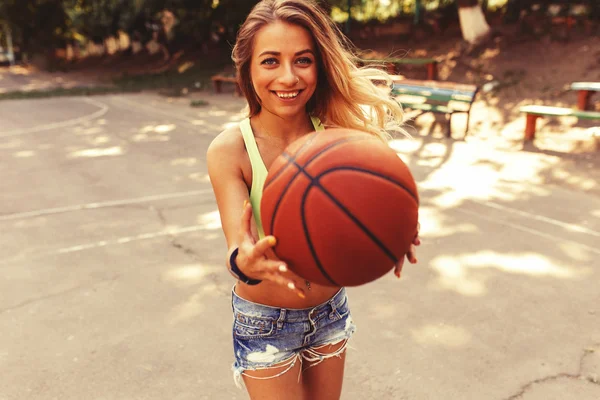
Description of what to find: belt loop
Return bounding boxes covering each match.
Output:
[328,297,338,319]
[277,308,286,330]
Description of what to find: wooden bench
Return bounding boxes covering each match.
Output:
[519,105,600,141]
[358,57,439,80]
[211,74,242,96]
[391,79,479,138]
[570,82,600,111]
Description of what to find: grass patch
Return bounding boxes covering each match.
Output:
[0,60,229,101]
[190,99,209,107]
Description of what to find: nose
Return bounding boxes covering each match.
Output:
[279,63,298,86]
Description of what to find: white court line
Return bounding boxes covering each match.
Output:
[0,98,109,138]
[0,189,214,221]
[456,208,600,255]
[470,199,600,238]
[1,224,211,264]
[54,225,208,255]
[111,96,200,126]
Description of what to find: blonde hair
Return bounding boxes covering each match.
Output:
[232,0,404,141]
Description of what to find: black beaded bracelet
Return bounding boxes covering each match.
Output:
[229,248,262,285]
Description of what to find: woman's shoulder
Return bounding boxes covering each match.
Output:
[207,124,244,157]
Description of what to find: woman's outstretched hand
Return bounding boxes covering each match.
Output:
[394,223,421,279]
[233,201,306,298]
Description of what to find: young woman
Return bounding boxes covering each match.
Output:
[206,1,420,399]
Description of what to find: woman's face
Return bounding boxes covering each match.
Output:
[250,21,318,119]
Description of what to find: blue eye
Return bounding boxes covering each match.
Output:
[261,58,278,65]
[297,57,313,65]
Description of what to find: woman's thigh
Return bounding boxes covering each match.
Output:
[242,355,304,400]
[302,340,348,400]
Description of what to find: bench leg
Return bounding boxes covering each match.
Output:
[445,113,453,138]
[464,111,472,137]
[524,114,539,141]
[213,80,222,94]
[427,63,438,81]
[577,90,591,111]
[234,83,243,96]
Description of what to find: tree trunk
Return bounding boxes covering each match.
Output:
[457,0,491,44]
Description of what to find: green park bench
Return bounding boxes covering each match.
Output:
[358,57,439,80]
[519,105,600,141]
[391,79,479,139]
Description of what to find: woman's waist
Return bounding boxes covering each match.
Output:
[233,280,343,315]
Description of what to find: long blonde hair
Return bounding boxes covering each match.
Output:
[232,0,404,141]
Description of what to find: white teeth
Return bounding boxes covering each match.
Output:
[276,91,299,99]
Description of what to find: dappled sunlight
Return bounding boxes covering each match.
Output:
[171,157,198,167]
[168,292,204,325]
[0,139,22,150]
[208,110,227,117]
[188,172,210,183]
[411,324,472,348]
[162,263,219,286]
[67,146,124,158]
[390,137,578,208]
[131,123,177,142]
[14,150,35,158]
[153,124,176,134]
[430,251,578,297]
[73,126,104,136]
[89,135,111,145]
[197,210,222,230]
[419,206,479,238]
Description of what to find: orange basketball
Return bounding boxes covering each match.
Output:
[260,128,419,287]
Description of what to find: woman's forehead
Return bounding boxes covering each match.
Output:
[253,21,315,55]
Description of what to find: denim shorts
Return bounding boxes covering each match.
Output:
[231,287,357,386]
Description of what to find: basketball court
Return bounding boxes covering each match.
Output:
[1,92,599,399]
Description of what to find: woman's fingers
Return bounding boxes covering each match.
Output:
[252,235,277,259]
[407,244,417,264]
[394,258,404,278]
[264,270,306,299]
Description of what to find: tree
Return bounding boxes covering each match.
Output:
[456,0,491,44]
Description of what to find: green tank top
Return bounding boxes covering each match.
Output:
[240,116,325,239]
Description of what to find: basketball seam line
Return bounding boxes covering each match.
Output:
[266,136,375,236]
[263,135,373,191]
[319,166,419,205]
[298,164,402,286]
[308,173,399,264]
[301,184,340,286]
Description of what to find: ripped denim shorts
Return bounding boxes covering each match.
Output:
[231,287,357,387]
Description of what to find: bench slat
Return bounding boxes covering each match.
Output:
[393,86,476,102]
[570,82,600,92]
[519,105,600,119]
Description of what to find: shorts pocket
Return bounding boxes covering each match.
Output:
[233,311,275,338]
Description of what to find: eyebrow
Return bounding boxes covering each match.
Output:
[258,49,315,57]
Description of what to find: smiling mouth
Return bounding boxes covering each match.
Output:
[273,90,301,99]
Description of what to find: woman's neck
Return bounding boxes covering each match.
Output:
[254,111,313,144]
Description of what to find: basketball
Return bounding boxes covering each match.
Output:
[260,128,419,287]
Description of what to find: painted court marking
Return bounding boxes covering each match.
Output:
[0,98,109,138]
[470,199,600,238]
[0,189,213,221]
[456,208,600,256]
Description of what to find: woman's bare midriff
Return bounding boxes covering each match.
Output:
[235,272,341,309]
